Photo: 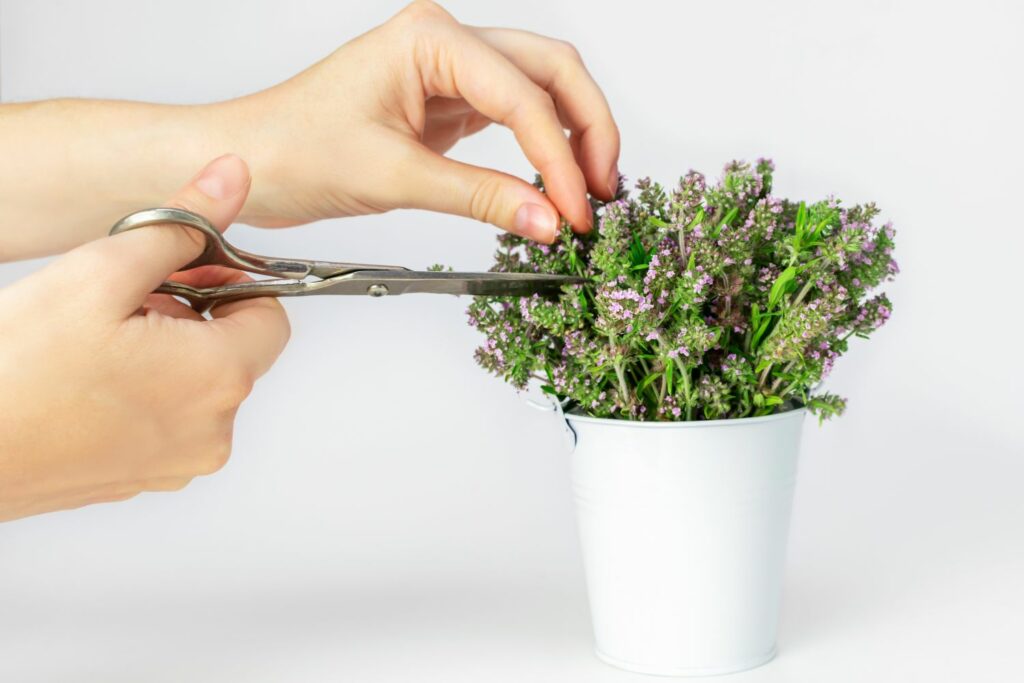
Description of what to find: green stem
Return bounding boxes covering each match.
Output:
[613,359,631,411]
[607,334,632,412]
[674,357,694,421]
[769,359,797,393]
[778,379,800,398]
[792,278,816,307]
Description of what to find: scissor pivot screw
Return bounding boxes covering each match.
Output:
[367,284,389,297]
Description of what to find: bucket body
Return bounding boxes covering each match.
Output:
[565,409,805,676]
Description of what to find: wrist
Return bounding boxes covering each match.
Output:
[205,92,295,227]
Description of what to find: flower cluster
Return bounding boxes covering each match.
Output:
[468,160,898,421]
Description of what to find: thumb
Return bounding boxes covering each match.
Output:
[95,154,252,316]
[397,147,561,244]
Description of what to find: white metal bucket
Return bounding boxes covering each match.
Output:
[540,401,805,676]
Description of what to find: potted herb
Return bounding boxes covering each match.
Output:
[468,160,897,676]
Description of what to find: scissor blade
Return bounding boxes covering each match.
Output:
[313,271,586,297]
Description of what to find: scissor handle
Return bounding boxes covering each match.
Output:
[109,208,321,279]
[109,208,397,280]
[154,279,308,312]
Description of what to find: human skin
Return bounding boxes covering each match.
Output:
[0,2,619,521]
[0,155,291,521]
[0,1,619,261]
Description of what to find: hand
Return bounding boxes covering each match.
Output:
[0,155,290,522]
[229,0,620,242]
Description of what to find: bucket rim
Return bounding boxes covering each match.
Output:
[564,406,806,429]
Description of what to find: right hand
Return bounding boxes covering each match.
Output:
[0,154,290,522]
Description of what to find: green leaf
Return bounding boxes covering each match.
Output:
[647,216,669,229]
[751,319,771,351]
[628,235,651,269]
[764,395,783,406]
[638,372,662,392]
[665,360,674,394]
[768,266,798,309]
[795,201,807,238]
[719,206,739,229]
[540,384,557,395]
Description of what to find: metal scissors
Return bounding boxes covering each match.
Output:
[110,208,584,311]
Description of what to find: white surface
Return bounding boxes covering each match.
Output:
[1,1,1022,681]
[568,410,804,675]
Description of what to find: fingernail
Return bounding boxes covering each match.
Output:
[514,203,558,243]
[607,165,620,197]
[194,154,248,200]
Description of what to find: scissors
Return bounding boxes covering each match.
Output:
[110,208,584,312]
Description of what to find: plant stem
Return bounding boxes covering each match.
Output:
[778,379,799,397]
[792,278,816,307]
[607,333,632,412]
[769,359,797,393]
[675,357,694,420]
[614,359,631,411]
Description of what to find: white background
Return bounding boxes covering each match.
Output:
[1,1,1022,681]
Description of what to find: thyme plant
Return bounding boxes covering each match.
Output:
[468,160,897,421]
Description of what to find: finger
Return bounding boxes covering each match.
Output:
[137,477,193,492]
[473,28,620,200]
[415,19,592,231]
[167,264,241,288]
[398,143,562,243]
[74,154,251,318]
[204,269,290,381]
[136,265,239,320]
[139,293,205,321]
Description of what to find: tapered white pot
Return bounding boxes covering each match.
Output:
[552,406,805,676]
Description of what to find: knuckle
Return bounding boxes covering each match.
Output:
[220,368,257,408]
[529,90,559,118]
[195,437,233,476]
[162,202,212,254]
[154,478,191,492]
[60,243,112,284]
[109,491,140,503]
[603,119,622,150]
[508,89,557,128]
[201,349,257,408]
[554,39,581,62]
[57,246,123,308]
[278,311,293,347]
[399,0,449,24]
[468,175,508,225]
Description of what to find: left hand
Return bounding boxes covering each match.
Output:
[225,0,620,243]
